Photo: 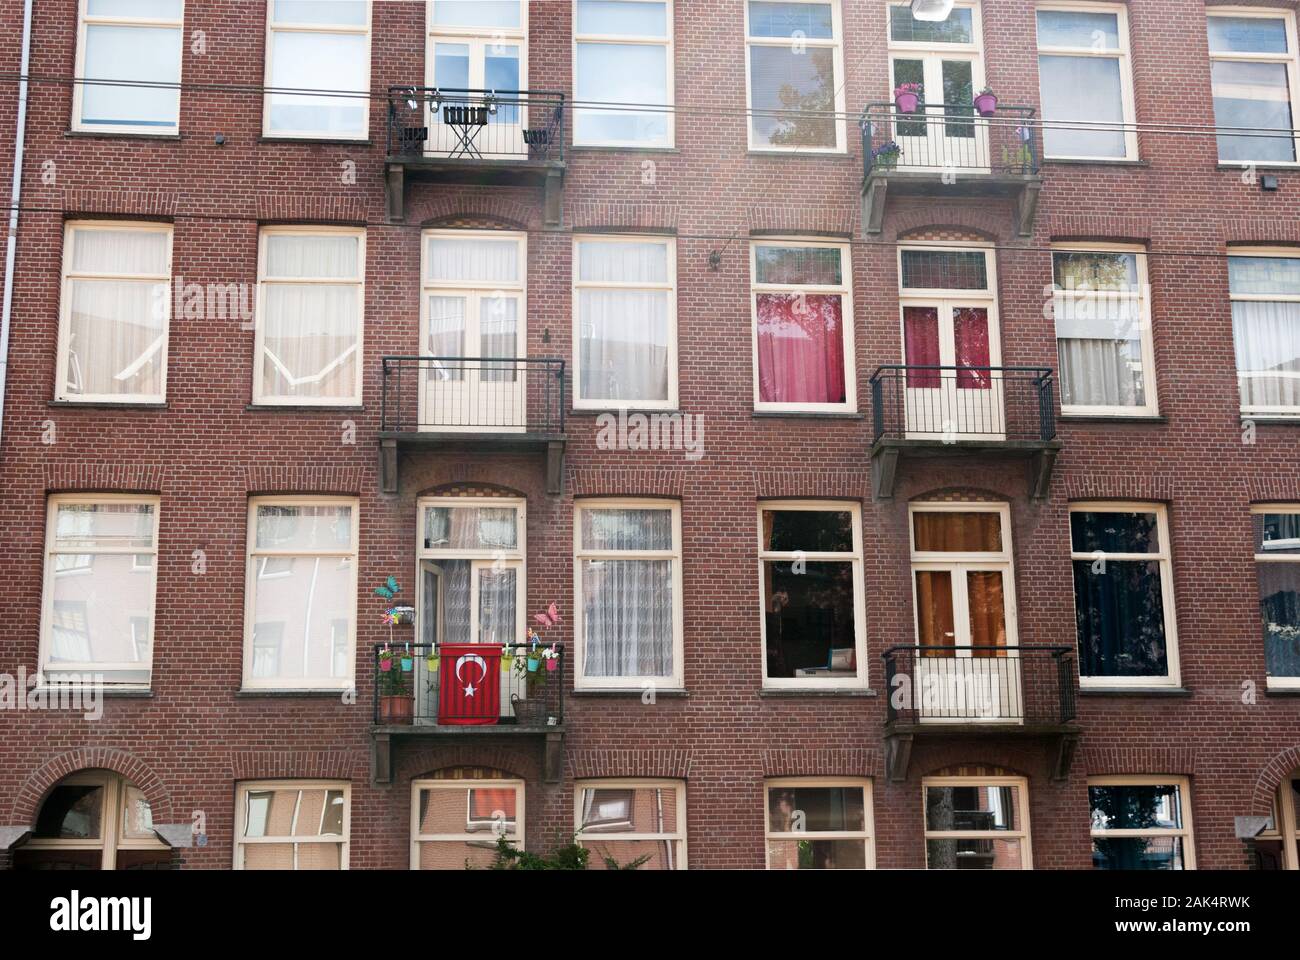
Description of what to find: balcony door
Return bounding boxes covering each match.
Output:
[909,505,1021,724]
[420,231,527,433]
[427,1,526,158]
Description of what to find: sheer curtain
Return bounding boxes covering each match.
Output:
[425,237,518,284]
[1233,299,1300,409]
[578,241,670,403]
[1038,54,1126,158]
[756,293,845,403]
[1056,305,1145,407]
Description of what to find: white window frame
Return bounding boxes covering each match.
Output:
[1087,775,1196,869]
[573,498,684,690]
[1252,504,1300,690]
[758,500,867,689]
[572,0,675,148]
[1278,773,1300,870]
[886,1,986,119]
[72,0,184,135]
[1229,246,1300,418]
[409,777,525,869]
[233,780,350,870]
[763,777,875,869]
[1052,241,1158,417]
[750,238,856,414]
[1207,7,1300,167]
[1069,501,1181,688]
[1035,2,1139,161]
[573,778,687,869]
[262,0,372,140]
[19,771,168,869]
[38,493,160,690]
[426,0,529,109]
[242,496,360,690]
[572,233,678,410]
[744,0,847,153]
[56,220,173,404]
[420,227,528,357]
[253,225,366,406]
[922,774,1033,869]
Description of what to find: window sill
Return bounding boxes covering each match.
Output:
[33,686,152,698]
[1265,683,1300,696]
[245,404,365,413]
[570,145,678,154]
[1242,414,1300,425]
[759,687,877,698]
[568,407,682,417]
[752,410,863,420]
[747,149,851,160]
[258,136,372,147]
[1217,163,1300,172]
[569,688,688,698]
[235,688,350,698]
[1078,686,1190,697]
[65,129,181,142]
[1059,414,1166,425]
[48,400,168,410]
[1042,157,1147,167]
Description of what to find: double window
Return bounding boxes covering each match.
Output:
[73,0,184,134]
[1089,776,1195,870]
[574,779,686,869]
[264,1,371,139]
[15,771,169,871]
[1253,505,1300,688]
[923,775,1032,869]
[765,778,874,869]
[1229,249,1300,417]
[1208,9,1300,165]
[234,781,349,869]
[410,777,524,869]
[745,0,846,152]
[574,0,673,147]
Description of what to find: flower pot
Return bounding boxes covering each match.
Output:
[512,697,547,726]
[400,656,414,672]
[894,92,919,114]
[974,93,997,117]
[876,153,900,170]
[426,655,439,672]
[546,657,559,672]
[501,655,514,671]
[527,657,540,672]
[379,694,414,725]
[379,658,393,672]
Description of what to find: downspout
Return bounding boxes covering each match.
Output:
[0,0,34,453]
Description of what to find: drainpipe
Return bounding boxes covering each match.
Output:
[0,0,34,454]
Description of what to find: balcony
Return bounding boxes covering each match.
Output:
[859,103,1042,236]
[868,365,1061,501]
[378,356,567,495]
[881,645,1080,782]
[370,642,565,786]
[385,87,566,225]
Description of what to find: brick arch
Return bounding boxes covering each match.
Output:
[925,763,1026,779]
[892,210,1003,243]
[909,486,1007,503]
[415,481,529,500]
[1250,746,1300,816]
[402,459,545,498]
[408,193,534,231]
[11,749,175,827]
[397,745,541,784]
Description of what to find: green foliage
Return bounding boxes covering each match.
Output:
[476,835,651,871]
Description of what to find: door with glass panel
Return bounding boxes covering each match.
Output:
[427,1,526,157]
[910,507,1021,723]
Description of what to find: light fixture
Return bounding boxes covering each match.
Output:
[910,0,955,21]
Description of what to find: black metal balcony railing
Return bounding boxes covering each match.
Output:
[387,87,565,161]
[882,645,1077,726]
[373,642,564,727]
[381,356,566,434]
[860,103,1039,178]
[869,366,1056,444]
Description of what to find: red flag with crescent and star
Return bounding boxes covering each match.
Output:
[437,644,501,725]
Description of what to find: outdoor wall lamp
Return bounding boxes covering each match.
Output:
[911,0,955,21]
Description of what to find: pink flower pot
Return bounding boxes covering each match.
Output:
[379,659,392,672]
[546,657,558,672]
[974,93,997,117]
[895,92,920,114]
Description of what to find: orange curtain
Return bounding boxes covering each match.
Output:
[914,512,1001,553]
[966,571,1007,658]
[915,570,955,659]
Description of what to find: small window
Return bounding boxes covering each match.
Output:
[573,235,677,408]
[574,779,686,869]
[410,778,524,869]
[745,0,846,151]
[1052,244,1157,416]
[264,1,371,139]
[57,222,173,403]
[243,498,358,689]
[1035,4,1137,160]
[15,771,169,870]
[751,240,855,412]
[254,227,366,405]
[1069,503,1180,687]
[574,0,673,147]
[235,781,349,869]
[759,501,866,688]
[1208,10,1300,164]
[1089,777,1195,870]
[73,0,184,134]
[1229,250,1300,417]
[1253,506,1300,688]
[573,499,683,689]
[40,495,160,688]
[923,775,1032,869]
[765,778,874,869]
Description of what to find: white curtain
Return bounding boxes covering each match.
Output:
[478,567,516,646]
[441,560,472,645]
[426,295,467,381]
[1055,296,1146,407]
[425,237,518,284]
[577,241,670,402]
[1038,54,1126,158]
[1234,299,1300,409]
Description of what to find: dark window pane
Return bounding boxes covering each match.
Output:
[1256,513,1300,554]
[1073,559,1169,677]
[762,509,853,552]
[1259,562,1300,677]
[942,60,975,139]
[900,250,988,290]
[767,837,866,869]
[927,837,1025,869]
[768,786,865,832]
[892,57,927,138]
[763,560,856,678]
[889,5,973,43]
[33,785,104,839]
[1070,511,1160,554]
[1089,784,1182,830]
[925,785,1019,831]
[1092,837,1187,870]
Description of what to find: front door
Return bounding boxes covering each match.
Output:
[891,54,986,172]
[421,290,525,431]
[902,301,1003,438]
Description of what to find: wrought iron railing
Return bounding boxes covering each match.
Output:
[869,366,1056,444]
[387,87,565,161]
[882,645,1076,726]
[373,642,564,727]
[860,102,1039,178]
[381,356,566,434]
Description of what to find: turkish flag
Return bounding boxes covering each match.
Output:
[438,644,501,725]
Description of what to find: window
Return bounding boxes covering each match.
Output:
[1089,776,1195,870]
[254,227,365,405]
[923,775,1032,869]
[1253,506,1300,688]
[427,1,527,156]
[1229,249,1300,417]
[243,498,358,689]
[759,501,866,688]
[73,0,184,134]
[235,781,349,869]
[573,235,677,408]
[765,778,873,869]
[14,771,169,870]
[573,499,683,689]
[1052,243,1157,415]
[264,1,371,139]
[1035,4,1137,160]
[574,779,686,869]
[1070,503,1180,687]
[410,777,524,868]
[751,239,855,412]
[745,0,846,151]
[39,496,159,688]
[57,221,172,403]
[1208,10,1300,164]
[573,0,673,147]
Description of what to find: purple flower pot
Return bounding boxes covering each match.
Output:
[974,93,997,117]
[895,92,920,114]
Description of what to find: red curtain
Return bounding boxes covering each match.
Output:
[756,293,846,403]
[903,306,940,388]
[954,307,991,389]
